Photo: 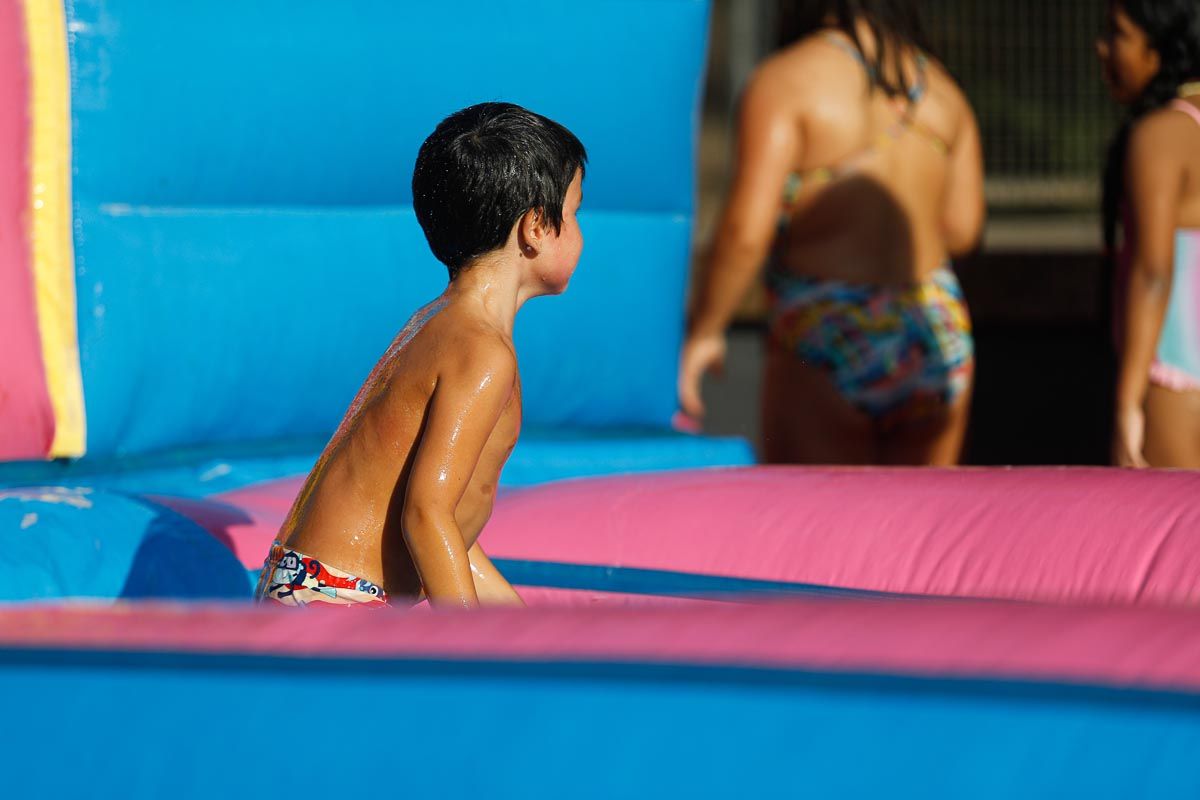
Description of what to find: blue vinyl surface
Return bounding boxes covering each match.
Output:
[2,650,1199,798]
[0,429,753,498]
[0,486,249,601]
[65,0,715,459]
[491,559,916,600]
[67,0,706,214]
[73,206,694,456]
[498,428,754,488]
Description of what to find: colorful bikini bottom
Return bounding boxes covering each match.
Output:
[256,542,388,607]
[767,264,974,426]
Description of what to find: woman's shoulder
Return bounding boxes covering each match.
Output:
[887,50,963,119]
[749,34,861,104]
[771,31,874,77]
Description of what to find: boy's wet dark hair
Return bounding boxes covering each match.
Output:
[412,102,587,279]
[782,0,933,101]
[1102,0,1200,250]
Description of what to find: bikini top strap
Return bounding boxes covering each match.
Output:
[821,31,873,77]
[1169,98,1200,129]
[821,31,929,106]
[906,54,929,104]
[780,36,941,217]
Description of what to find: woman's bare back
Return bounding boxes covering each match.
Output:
[766,30,983,285]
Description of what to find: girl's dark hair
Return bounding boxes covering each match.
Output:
[1102,0,1200,251]
[412,102,587,278]
[780,0,932,100]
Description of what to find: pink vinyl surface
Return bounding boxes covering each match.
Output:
[483,467,1200,604]
[191,467,1200,606]
[2,599,1200,694]
[0,0,54,459]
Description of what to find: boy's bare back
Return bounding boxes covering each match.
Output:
[278,297,520,601]
[258,102,586,609]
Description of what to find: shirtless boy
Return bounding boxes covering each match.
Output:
[256,102,586,608]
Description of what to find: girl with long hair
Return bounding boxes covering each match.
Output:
[1099,0,1200,467]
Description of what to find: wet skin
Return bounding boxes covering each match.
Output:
[278,171,584,607]
[279,299,522,601]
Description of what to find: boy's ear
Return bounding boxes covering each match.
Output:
[516,207,545,258]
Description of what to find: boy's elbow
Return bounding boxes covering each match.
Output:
[400,502,449,542]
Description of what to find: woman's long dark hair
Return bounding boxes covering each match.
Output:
[1101,0,1200,251]
[779,0,932,100]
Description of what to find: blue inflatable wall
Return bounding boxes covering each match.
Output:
[67,0,718,458]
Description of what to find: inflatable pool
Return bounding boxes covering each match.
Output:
[1,1,1198,796]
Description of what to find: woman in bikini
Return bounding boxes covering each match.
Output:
[679,0,984,465]
[1099,0,1200,468]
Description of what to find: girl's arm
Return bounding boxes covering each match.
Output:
[679,66,800,418]
[1114,113,1183,466]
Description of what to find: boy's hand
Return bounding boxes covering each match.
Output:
[678,333,727,419]
[1112,406,1149,468]
[468,543,525,607]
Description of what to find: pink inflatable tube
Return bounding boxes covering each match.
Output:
[482,466,1200,605]
[180,466,1200,606]
[3,600,1200,693]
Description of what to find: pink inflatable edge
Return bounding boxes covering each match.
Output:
[482,467,1200,604]
[0,0,55,459]
[182,467,1200,606]
[2,600,1200,694]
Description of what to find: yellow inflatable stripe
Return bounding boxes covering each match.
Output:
[25,0,85,457]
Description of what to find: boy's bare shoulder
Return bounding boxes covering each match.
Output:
[436,322,519,393]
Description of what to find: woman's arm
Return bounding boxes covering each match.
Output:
[941,101,985,257]
[679,68,800,417]
[1114,113,1183,466]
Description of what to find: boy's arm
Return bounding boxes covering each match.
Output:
[468,543,525,607]
[402,342,516,608]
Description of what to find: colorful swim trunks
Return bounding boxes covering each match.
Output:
[256,541,388,607]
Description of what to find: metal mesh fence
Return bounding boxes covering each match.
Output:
[923,0,1120,210]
